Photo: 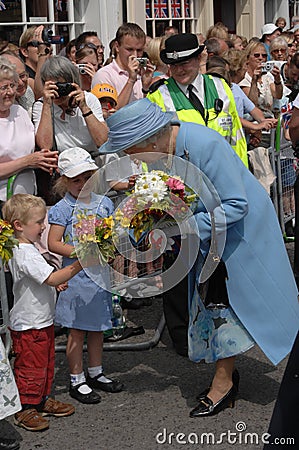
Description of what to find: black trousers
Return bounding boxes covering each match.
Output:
[263,332,299,448]
[162,254,189,357]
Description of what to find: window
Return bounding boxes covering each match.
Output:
[145,0,195,37]
[0,0,84,52]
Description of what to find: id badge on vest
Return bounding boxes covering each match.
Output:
[218,116,232,131]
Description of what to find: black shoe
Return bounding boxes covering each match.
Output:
[196,369,239,401]
[87,374,124,393]
[190,385,237,418]
[0,438,20,450]
[69,382,101,404]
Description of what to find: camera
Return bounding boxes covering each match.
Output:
[42,28,64,45]
[136,57,148,67]
[261,61,275,73]
[56,82,75,97]
[76,64,87,75]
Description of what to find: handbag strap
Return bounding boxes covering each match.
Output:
[51,103,58,151]
[198,210,220,284]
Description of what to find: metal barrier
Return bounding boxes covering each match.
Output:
[268,129,296,236]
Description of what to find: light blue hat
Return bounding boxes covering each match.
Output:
[98,98,177,154]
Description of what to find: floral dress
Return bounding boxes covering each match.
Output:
[0,337,21,420]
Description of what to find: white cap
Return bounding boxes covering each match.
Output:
[58,147,98,178]
[261,23,280,37]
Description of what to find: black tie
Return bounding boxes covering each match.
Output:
[187,84,205,121]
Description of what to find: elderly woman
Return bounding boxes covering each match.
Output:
[99,98,299,417]
[0,57,57,202]
[33,56,108,163]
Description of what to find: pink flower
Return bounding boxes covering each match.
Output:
[165,177,185,192]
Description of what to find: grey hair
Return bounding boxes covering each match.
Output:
[40,55,80,85]
[0,56,18,83]
[134,124,171,148]
[270,36,288,54]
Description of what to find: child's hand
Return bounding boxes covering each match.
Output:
[56,282,68,292]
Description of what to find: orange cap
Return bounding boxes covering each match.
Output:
[91,83,118,104]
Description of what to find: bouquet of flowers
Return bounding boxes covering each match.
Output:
[0,219,19,264]
[71,211,116,265]
[115,170,198,242]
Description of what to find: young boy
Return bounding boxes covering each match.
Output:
[91,83,118,119]
[2,194,83,432]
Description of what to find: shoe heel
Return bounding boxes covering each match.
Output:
[228,398,235,408]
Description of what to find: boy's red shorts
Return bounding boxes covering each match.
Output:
[10,324,55,406]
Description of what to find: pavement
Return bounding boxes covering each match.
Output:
[0,243,296,450]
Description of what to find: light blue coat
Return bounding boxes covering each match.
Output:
[175,122,299,365]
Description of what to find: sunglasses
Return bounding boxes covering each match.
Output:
[253,52,267,58]
[76,42,105,52]
[288,43,296,47]
[272,48,286,53]
[27,40,51,48]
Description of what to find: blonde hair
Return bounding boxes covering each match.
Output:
[2,194,46,225]
[52,175,69,198]
[223,48,247,78]
[146,37,164,67]
[19,26,37,48]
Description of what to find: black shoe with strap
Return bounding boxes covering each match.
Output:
[69,382,101,404]
[87,374,124,393]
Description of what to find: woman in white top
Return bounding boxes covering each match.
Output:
[33,56,108,163]
[239,41,283,118]
[0,57,57,202]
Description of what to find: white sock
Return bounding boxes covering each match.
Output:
[88,366,112,384]
[70,372,92,394]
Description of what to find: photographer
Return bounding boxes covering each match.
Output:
[32,56,107,168]
[19,25,53,100]
[92,23,154,110]
[75,45,98,92]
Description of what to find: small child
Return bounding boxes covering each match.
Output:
[91,83,118,119]
[2,194,82,432]
[48,147,123,405]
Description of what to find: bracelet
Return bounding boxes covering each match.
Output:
[274,80,282,85]
[199,63,206,66]
[82,110,93,118]
[127,79,136,85]
[142,87,149,94]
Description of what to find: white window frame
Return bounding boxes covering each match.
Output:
[0,0,85,52]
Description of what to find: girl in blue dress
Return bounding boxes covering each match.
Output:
[48,147,123,404]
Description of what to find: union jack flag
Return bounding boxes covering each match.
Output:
[281,101,294,130]
[154,0,168,18]
[171,0,181,18]
[184,0,190,17]
[146,0,151,18]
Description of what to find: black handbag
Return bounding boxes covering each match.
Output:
[197,211,229,309]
